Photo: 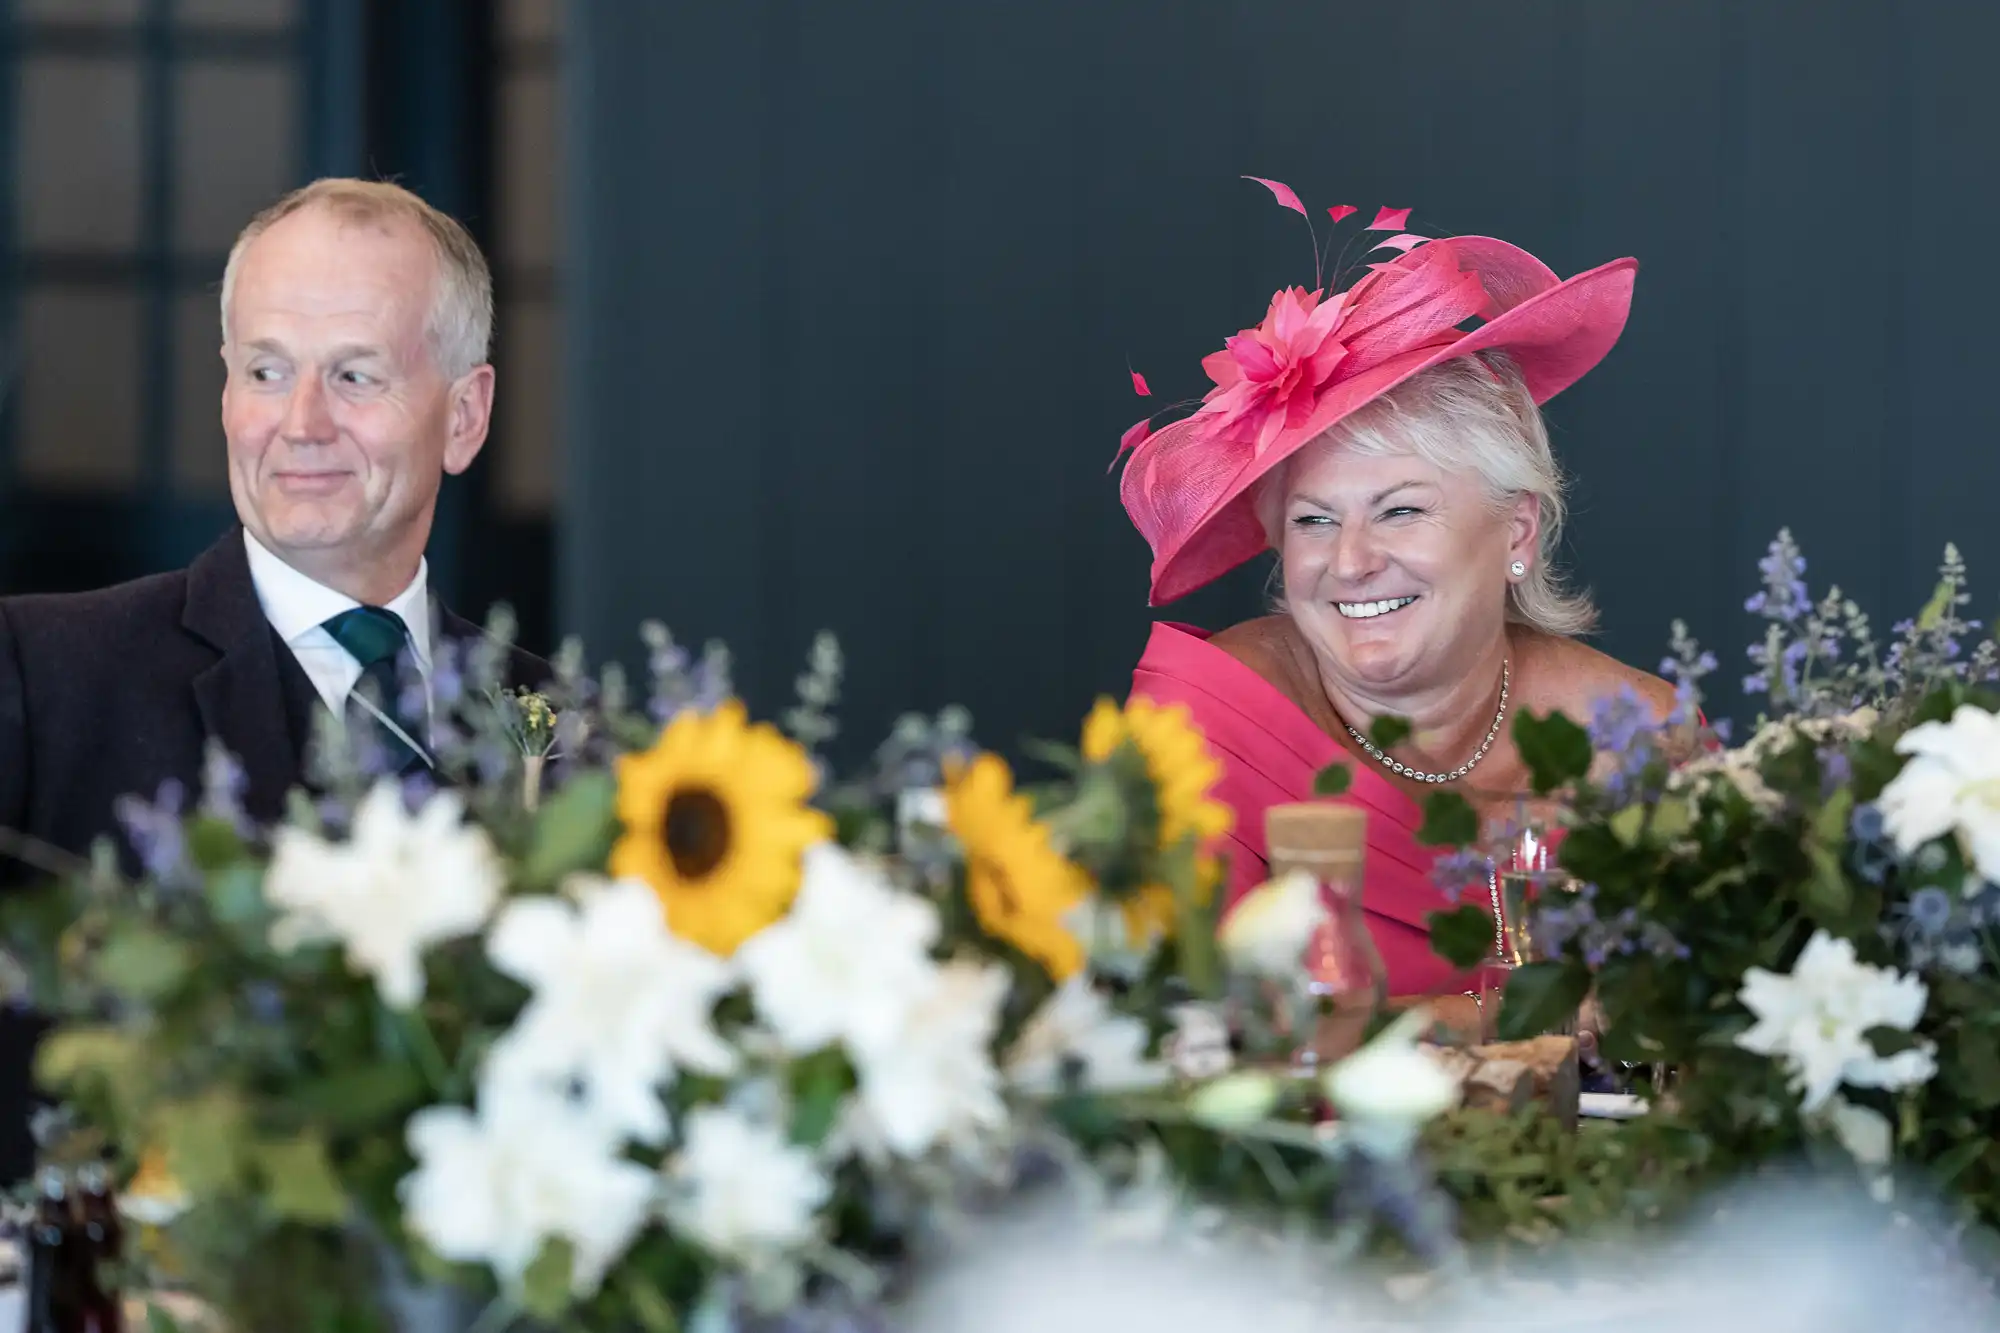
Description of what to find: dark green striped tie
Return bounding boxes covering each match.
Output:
[321,606,429,772]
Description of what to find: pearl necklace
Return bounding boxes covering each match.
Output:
[1342,660,1511,785]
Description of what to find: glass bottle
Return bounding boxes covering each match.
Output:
[1267,802,1387,1065]
[26,1167,76,1333]
[72,1163,124,1333]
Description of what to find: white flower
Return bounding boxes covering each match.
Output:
[1161,1003,1234,1081]
[1734,930,1936,1113]
[266,782,502,1008]
[484,877,738,1145]
[1827,1095,1897,1203]
[1880,703,2000,885]
[848,959,1009,1159]
[1004,977,1167,1097]
[1827,1095,1892,1168]
[401,1081,658,1295]
[1323,1007,1461,1159]
[665,1105,829,1262]
[1217,870,1326,979]
[736,843,939,1058]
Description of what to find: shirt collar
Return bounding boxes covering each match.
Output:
[243,529,434,669]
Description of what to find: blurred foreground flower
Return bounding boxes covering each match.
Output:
[1734,930,1935,1113]
[1323,1008,1460,1159]
[1880,702,2000,885]
[1217,870,1325,978]
[266,782,503,1008]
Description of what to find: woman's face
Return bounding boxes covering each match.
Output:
[1278,439,1537,699]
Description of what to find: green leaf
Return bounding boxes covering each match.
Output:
[1512,709,1592,795]
[1312,762,1353,797]
[1650,795,1693,842]
[1495,961,1592,1042]
[1367,715,1412,751]
[520,771,618,888]
[789,1049,855,1148]
[1429,904,1498,971]
[93,923,193,1001]
[627,1279,683,1333]
[1932,1136,1990,1187]
[1019,738,1083,775]
[184,815,248,873]
[1864,1025,1922,1058]
[1812,786,1855,848]
[1415,791,1479,848]
[1608,805,1647,847]
[156,1092,249,1197]
[288,1063,428,1129]
[1800,845,1853,922]
[144,1302,188,1333]
[35,1027,140,1087]
[204,863,268,929]
[521,1237,576,1321]
[1950,1025,2000,1109]
[254,1132,349,1224]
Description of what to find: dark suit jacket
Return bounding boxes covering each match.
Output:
[0,527,549,1179]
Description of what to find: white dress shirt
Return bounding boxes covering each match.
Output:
[242,529,434,718]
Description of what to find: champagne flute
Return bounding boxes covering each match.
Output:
[1477,795,1575,1037]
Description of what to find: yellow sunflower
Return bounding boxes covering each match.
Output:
[610,700,833,956]
[1081,697,1233,948]
[944,752,1093,980]
[1081,696,1233,848]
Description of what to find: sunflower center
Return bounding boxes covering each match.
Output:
[664,786,732,880]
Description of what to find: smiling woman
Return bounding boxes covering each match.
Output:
[1116,184,1677,997]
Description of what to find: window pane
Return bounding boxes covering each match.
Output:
[15,0,142,21]
[18,57,142,253]
[495,300,559,515]
[19,289,143,490]
[172,290,229,495]
[500,0,560,44]
[176,0,296,27]
[497,69,559,271]
[175,61,297,256]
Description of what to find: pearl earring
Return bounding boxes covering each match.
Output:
[1509,560,1527,578]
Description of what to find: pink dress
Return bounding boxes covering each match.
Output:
[1129,621,1482,997]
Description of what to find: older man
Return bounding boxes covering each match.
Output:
[0,179,545,1174]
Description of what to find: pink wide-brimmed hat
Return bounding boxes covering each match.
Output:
[1117,181,1637,605]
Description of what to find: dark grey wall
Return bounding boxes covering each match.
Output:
[562,1,2000,764]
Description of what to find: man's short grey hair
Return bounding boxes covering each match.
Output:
[219,178,494,381]
[1252,351,1598,637]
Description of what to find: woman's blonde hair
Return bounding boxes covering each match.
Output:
[1251,351,1597,637]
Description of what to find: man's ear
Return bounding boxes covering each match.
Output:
[442,364,496,476]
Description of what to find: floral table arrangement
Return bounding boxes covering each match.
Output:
[3,534,1999,1330]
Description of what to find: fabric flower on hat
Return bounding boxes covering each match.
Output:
[1733,930,1935,1112]
[265,781,503,1009]
[1195,286,1354,456]
[1879,703,2000,886]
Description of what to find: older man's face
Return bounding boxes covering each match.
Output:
[220,205,491,594]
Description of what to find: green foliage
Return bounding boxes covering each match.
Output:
[1512,709,1593,795]
[1415,791,1478,848]
[519,770,618,889]
[1428,905,1497,971]
[254,1133,349,1225]
[1312,762,1353,797]
[523,1239,578,1322]
[1494,961,1592,1042]
[1367,715,1413,751]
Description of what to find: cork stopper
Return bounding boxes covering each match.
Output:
[1265,801,1366,871]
